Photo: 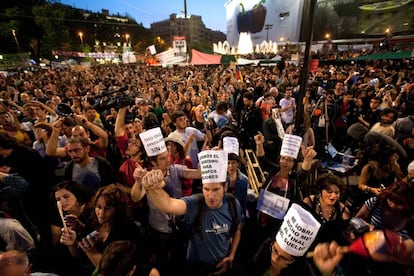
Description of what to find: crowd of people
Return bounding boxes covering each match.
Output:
[0,56,413,275]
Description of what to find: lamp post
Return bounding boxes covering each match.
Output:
[12,29,21,52]
[78,32,84,48]
[294,0,317,136]
[265,24,273,41]
[384,28,392,51]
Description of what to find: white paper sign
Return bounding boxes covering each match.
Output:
[256,189,290,220]
[223,136,239,156]
[280,134,302,159]
[198,150,228,184]
[148,45,157,55]
[276,203,321,256]
[139,127,166,157]
[272,108,285,140]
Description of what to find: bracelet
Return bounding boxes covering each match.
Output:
[365,186,371,193]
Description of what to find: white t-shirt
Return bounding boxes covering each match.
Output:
[279,97,296,124]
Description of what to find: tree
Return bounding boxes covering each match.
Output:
[33,3,71,58]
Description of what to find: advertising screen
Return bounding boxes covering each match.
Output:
[314,0,414,40]
[225,0,414,45]
[225,0,304,47]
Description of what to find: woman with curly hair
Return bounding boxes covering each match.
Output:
[302,173,351,246]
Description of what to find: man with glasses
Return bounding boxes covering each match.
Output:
[251,204,321,276]
[46,114,108,159]
[63,137,115,196]
[250,236,317,275]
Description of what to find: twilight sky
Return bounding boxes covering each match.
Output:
[59,0,228,33]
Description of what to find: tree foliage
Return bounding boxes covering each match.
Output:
[0,0,153,60]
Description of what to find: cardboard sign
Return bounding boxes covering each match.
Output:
[280,134,302,159]
[276,203,321,256]
[198,150,228,184]
[139,127,166,157]
[256,189,290,220]
[223,136,239,156]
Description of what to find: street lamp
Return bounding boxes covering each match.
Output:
[78,32,84,48]
[384,28,392,50]
[12,29,21,52]
[125,34,130,44]
[265,24,273,41]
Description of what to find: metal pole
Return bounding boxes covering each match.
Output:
[265,24,273,41]
[12,29,21,52]
[293,0,317,136]
[184,0,187,18]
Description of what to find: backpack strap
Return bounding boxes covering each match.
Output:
[191,193,239,240]
[225,192,239,238]
[191,194,205,239]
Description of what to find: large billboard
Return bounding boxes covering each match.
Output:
[226,0,414,46]
[314,0,414,40]
[225,0,304,47]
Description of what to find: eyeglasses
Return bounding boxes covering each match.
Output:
[270,242,295,264]
[67,147,84,154]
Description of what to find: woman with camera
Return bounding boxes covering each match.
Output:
[59,184,150,274]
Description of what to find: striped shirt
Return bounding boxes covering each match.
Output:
[364,197,411,239]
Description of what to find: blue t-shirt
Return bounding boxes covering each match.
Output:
[182,194,242,266]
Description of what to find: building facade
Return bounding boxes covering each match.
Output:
[150,13,226,49]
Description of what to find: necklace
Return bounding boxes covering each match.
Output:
[316,195,336,223]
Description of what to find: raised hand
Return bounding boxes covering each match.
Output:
[142,169,165,190]
[301,145,317,161]
[313,241,344,276]
[254,132,265,145]
[133,165,147,181]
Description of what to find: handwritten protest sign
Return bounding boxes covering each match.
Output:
[223,136,239,156]
[276,203,321,256]
[198,150,228,183]
[139,127,167,157]
[280,134,302,159]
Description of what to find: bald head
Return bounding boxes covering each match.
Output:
[0,250,30,276]
[71,125,89,139]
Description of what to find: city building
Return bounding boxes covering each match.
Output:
[150,13,226,49]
